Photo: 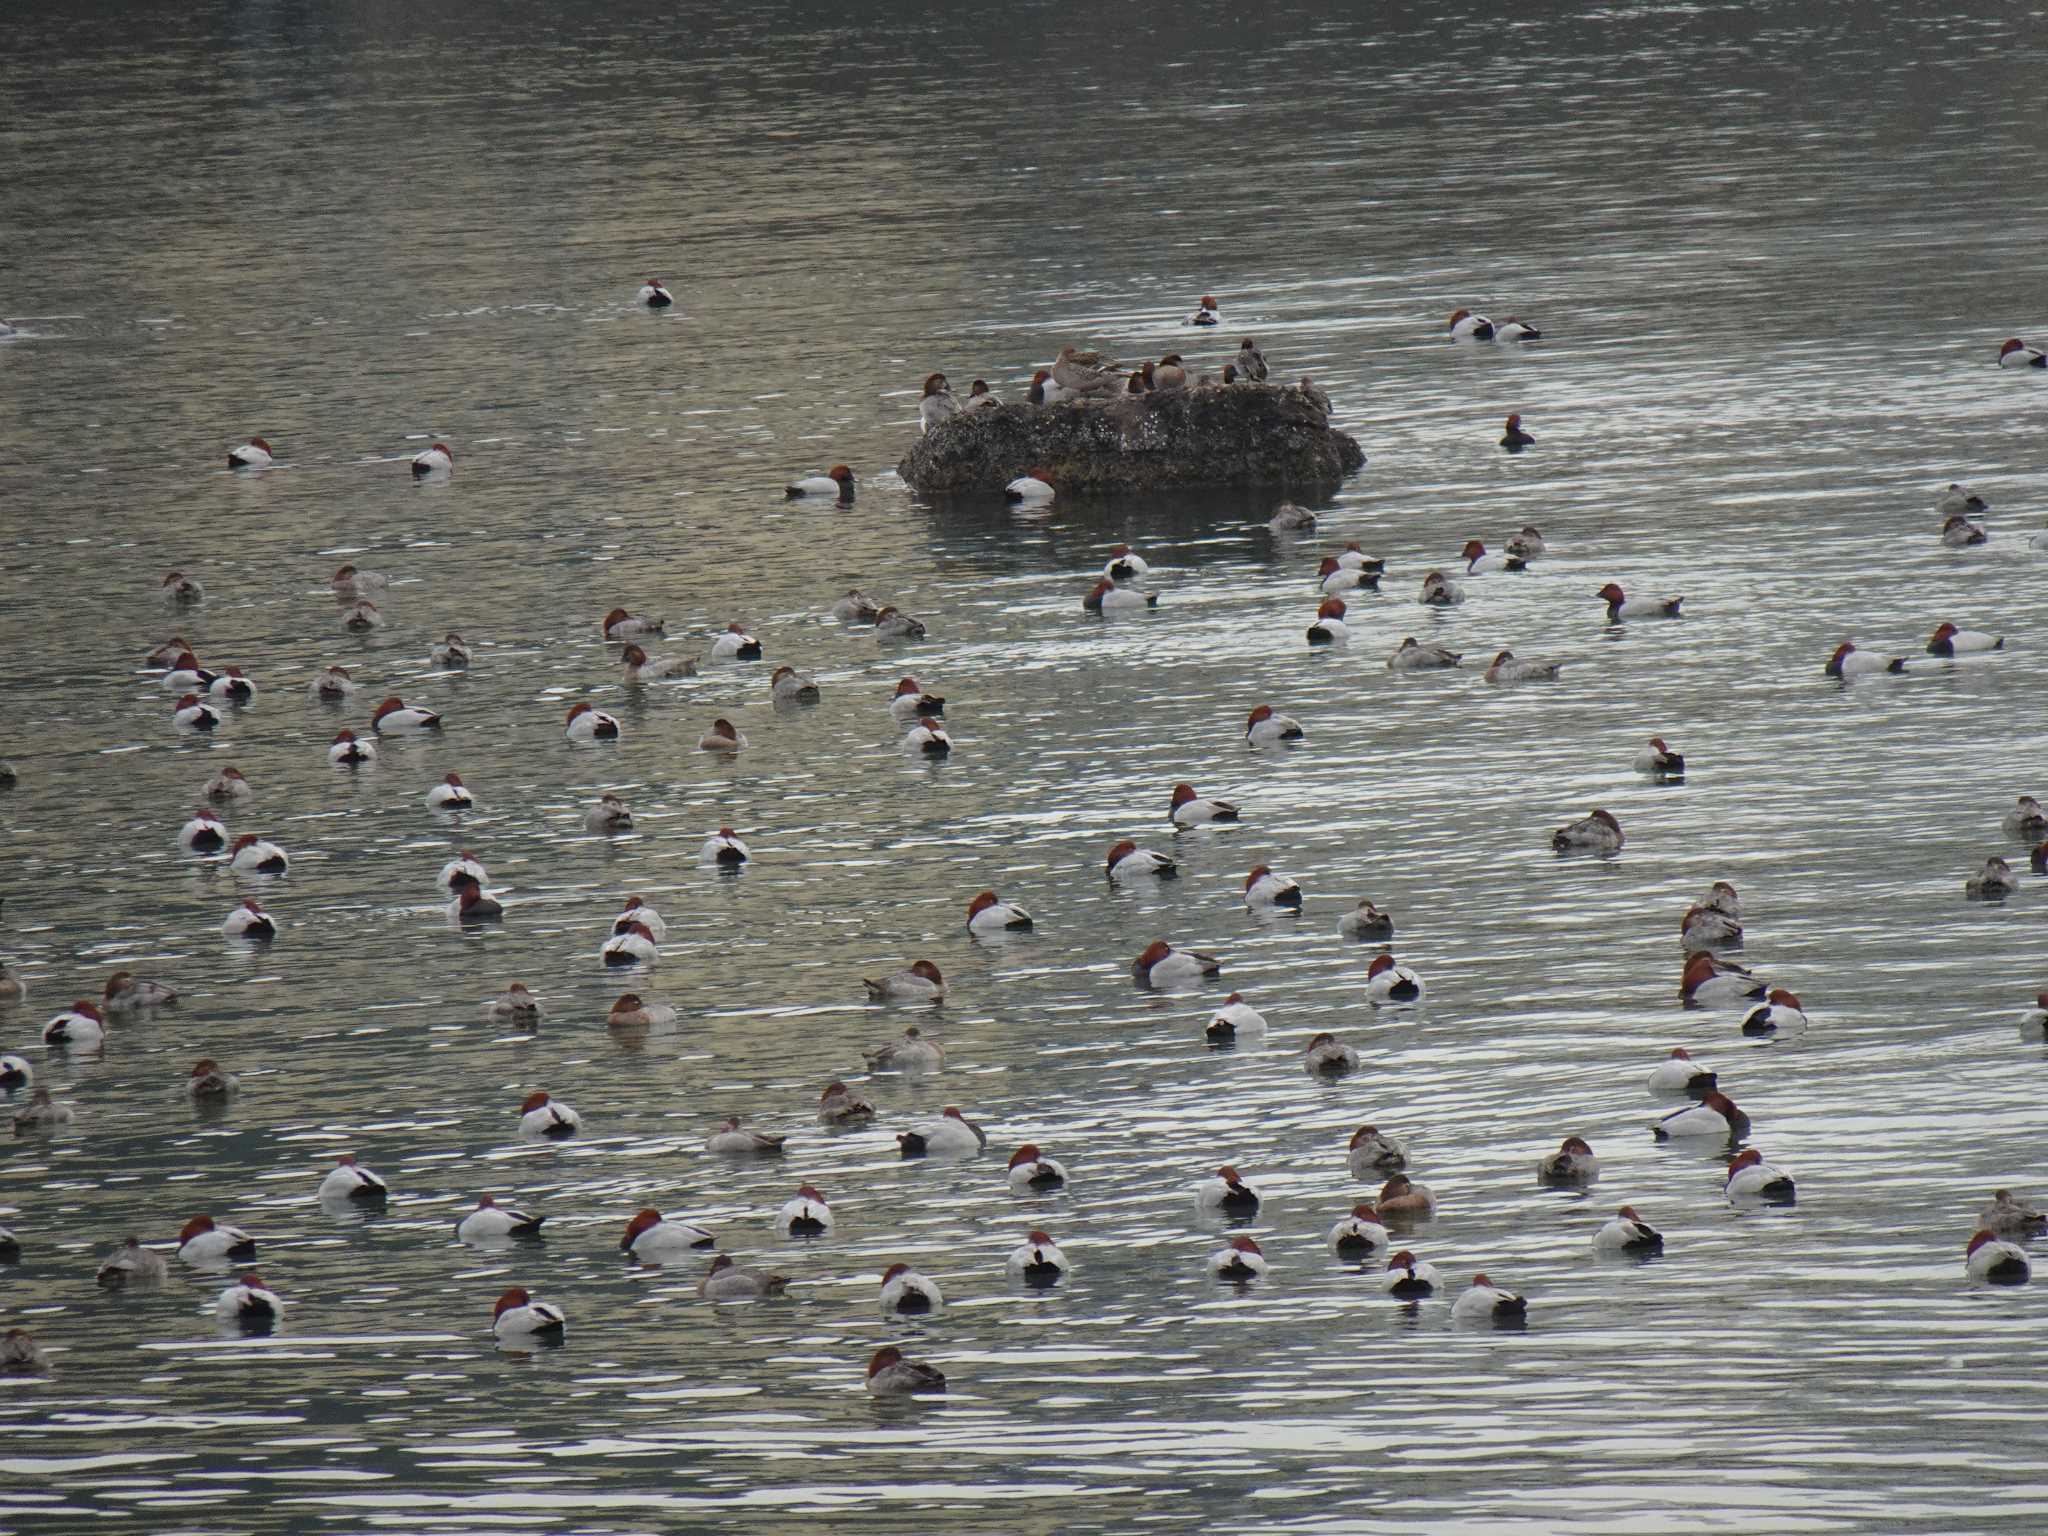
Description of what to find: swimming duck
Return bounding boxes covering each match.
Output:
[492,1286,566,1340]
[1496,317,1542,341]
[96,1236,170,1288]
[1998,338,2046,368]
[918,372,958,435]
[147,637,194,667]
[1085,578,1156,612]
[489,983,544,1022]
[1938,484,1989,518]
[771,665,820,704]
[2002,797,2048,839]
[864,1024,945,1070]
[875,606,929,639]
[699,718,748,751]
[1194,1166,1264,1219]
[438,851,488,889]
[1244,865,1302,909]
[1328,1204,1390,1262]
[0,1329,47,1374]
[204,767,253,802]
[447,874,503,923]
[864,961,946,1005]
[1966,856,2020,900]
[1679,893,1743,948]
[456,1195,545,1243]
[1448,309,1495,341]
[1941,513,1989,547]
[890,677,944,722]
[228,436,273,469]
[1364,953,1424,1005]
[1965,1229,2030,1285]
[318,1154,388,1205]
[1387,637,1461,672]
[1451,1274,1528,1326]
[1007,1144,1068,1193]
[1210,1234,1268,1281]
[162,571,206,606]
[518,1091,580,1139]
[879,1262,944,1313]
[600,921,659,965]
[1133,940,1222,987]
[331,564,390,594]
[831,589,882,624]
[342,600,385,631]
[1377,1175,1437,1219]
[786,465,856,501]
[1348,1126,1407,1177]
[43,1001,105,1049]
[182,808,231,852]
[1103,544,1152,583]
[328,728,375,766]
[1170,783,1239,826]
[1008,1230,1069,1284]
[1204,993,1267,1046]
[962,379,1000,411]
[1187,295,1220,326]
[172,693,222,731]
[1269,503,1316,532]
[1305,597,1349,646]
[1979,1190,2047,1239]
[1245,704,1304,745]
[779,1185,834,1236]
[410,443,452,476]
[710,622,763,661]
[1006,473,1056,501]
[1824,641,1906,678]
[817,1082,873,1127]
[1636,738,1686,776]
[638,279,673,308]
[1928,621,2004,658]
[429,633,471,669]
[227,834,288,875]
[207,667,255,705]
[162,651,217,690]
[1304,1031,1360,1078]
[689,828,746,869]
[1485,649,1563,684]
[1316,557,1375,595]
[1500,414,1534,451]
[606,993,676,1029]
[186,1058,238,1101]
[12,1087,73,1130]
[1598,583,1683,621]
[425,772,473,809]
[1339,901,1395,940]
[898,1106,986,1158]
[867,1345,947,1395]
[1051,344,1125,396]
[1538,1136,1601,1187]
[1592,1206,1664,1255]
[1681,952,1766,1006]
[218,1273,283,1331]
[1552,809,1624,853]
[371,697,440,732]
[1106,839,1176,880]
[1383,1249,1439,1299]
[967,890,1033,933]
[1653,1091,1748,1141]
[903,716,952,756]
[177,1214,257,1266]
[307,666,354,701]
[1647,1047,1717,1097]
[1724,1147,1796,1203]
[603,607,666,640]
[622,1209,716,1261]
[1418,571,1463,607]
[707,1117,785,1157]
[584,794,635,833]
[0,1054,29,1091]
[564,702,621,741]
[1461,539,1527,575]
[1740,989,1808,1035]
[1506,526,1547,558]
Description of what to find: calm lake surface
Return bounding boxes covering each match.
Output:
[3,2,2047,1531]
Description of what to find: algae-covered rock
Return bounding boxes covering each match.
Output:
[896,382,1365,495]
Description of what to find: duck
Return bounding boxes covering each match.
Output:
[1636,737,1686,776]
[1938,483,1989,517]
[1317,557,1376,594]
[1924,620,2006,660]
[186,1058,238,1101]
[43,1001,106,1049]
[606,993,676,1029]
[1245,704,1304,745]
[225,833,288,875]
[638,278,673,308]
[207,667,256,705]
[1965,1229,2030,1285]
[1551,809,1625,853]
[438,851,488,889]
[217,1273,283,1330]
[147,637,194,667]
[828,589,883,626]
[904,717,951,755]
[1296,375,1330,412]
[603,607,666,640]
[447,874,503,923]
[491,1286,567,1340]
[0,1054,29,1091]
[600,921,659,965]
[691,827,747,868]
[2001,796,2048,839]
[1387,637,1461,671]
[707,1117,785,1156]
[1451,1275,1528,1326]
[1006,473,1056,501]
[1305,597,1349,646]
[318,1154,388,1205]
[875,605,928,639]
[96,1237,170,1288]
[162,651,217,690]
[331,564,390,594]
[1170,783,1239,826]
[205,766,254,800]
[1269,503,1316,532]
[177,1214,257,1266]
[371,696,440,732]
[328,728,376,765]
[1418,571,1463,607]
[1085,578,1156,612]
[967,890,1033,933]
[1598,583,1683,621]
[1232,338,1268,380]
[1382,1250,1439,1299]
[1348,1126,1407,1177]
[172,693,222,731]
[1209,1234,1269,1281]
[1104,544,1151,582]
[863,962,946,1005]
[1328,1204,1391,1262]
[410,442,453,476]
[962,378,1000,411]
[1647,1047,1718,1098]
[1506,525,1547,558]
[897,1106,987,1158]
[1461,539,1527,575]
[1682,952,1766,1006]
[785,464,855,501]
[867,1345,947,1395]
[1448,309,1495,341]
[162,571,206,606]
[1244,865,1302,909]
[1186,295,1220,326]
[1133,940,1222,987]
[1304,1031,1360,1078]
[342,600,385,630]
[1007,1144,1068,1193]
[699,718,748,751]
[228,436,274,469]
[1653,1091,1748,1141]
[771,665,820,704]
[1026,371,1073,406]
[1824,640,1906,678]
[518,1091,581,1139]
[889,677,944,722]
[1538,1136,1601,1187]
[1741,989,1808,1035]
[779,1185,834,1236]
[817,1082,873,1127]
[180,808,229,852]
[613,643,695,685]
[1592,1206,1665,1255]
[1052,344,1126,396]
[1500,414,1535,450]
[864,1024,945,1070]
[429,633,471,668]
[1364,953,1424,1005]
[1377,1175,1437,1219]
[1999,338,2046,368]
[307,666,355,701]
[918,372,958,434]
[425,772,473,809]
[1980,1190,2047,1239]
[584,794,635,833]
[622,1209,716,1261]
[0,1329,48,1374]
[1339,901,1395,940]
[1106,839,1176,880]
[1942,513,1989,547]
[1966,856,2020,900]
[1204,993,1268,1046]
[489,983,544,1023]
[710,622,763,661]
[1008,1230,1070,1284]
[879,1262,944,1313]
[456,1194,545,1242]
[1193,1166,1262,1217]
[1724,1147,1797,1203]
[564,702,621,741]
[1496,317,1543,341]
[12,1088,73,1130]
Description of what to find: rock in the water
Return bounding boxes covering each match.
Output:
[897,381,1365,495]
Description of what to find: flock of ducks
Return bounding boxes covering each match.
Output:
[0,288,2043,1394]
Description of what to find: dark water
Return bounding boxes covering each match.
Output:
[3,3,2047,1531]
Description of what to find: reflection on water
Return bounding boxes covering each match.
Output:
[4,1,2048,1531]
